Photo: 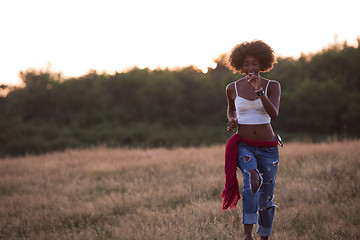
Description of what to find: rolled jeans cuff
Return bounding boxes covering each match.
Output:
[242,213,257,224]
[257,224,272,237]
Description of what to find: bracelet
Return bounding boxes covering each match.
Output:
[255,88,264,96]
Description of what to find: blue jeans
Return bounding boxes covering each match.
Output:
[237,141,279,237]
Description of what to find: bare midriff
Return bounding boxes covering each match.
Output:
[236,123,275,141]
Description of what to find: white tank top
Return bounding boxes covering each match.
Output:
[234,80,271,125]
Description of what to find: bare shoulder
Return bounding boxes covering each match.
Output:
[226,79,243,101]
[271,80,281,91]
[225,81,236,95]
[270,79,280,85]
[264,78,281,89]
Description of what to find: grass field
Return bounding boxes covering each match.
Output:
[1,140,359,239]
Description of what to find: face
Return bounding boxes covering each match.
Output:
[242,55,260,75]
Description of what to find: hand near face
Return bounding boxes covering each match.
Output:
[242,55,262,91]
[247,73,261,90]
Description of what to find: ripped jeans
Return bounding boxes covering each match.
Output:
[237,141,279,237]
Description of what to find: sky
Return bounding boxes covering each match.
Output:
[0,0,359,86]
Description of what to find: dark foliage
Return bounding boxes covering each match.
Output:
[1,41,359,157]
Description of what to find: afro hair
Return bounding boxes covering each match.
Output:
[228,40,277,74]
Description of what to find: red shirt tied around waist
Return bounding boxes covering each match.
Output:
[221,134,278,210]
[221,134,241,210]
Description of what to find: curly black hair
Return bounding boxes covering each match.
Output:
[228,40,277,74]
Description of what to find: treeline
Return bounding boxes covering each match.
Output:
[1,41,359,156]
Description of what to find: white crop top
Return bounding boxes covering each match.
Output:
[235,80,271,125]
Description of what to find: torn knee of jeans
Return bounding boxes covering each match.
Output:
[248,169,262,193]
[273,160,279,166]
[242,155,251,162]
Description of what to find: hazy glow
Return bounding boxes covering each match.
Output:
[0,0,359,85]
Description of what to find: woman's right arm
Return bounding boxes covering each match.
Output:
[226,83,238,132]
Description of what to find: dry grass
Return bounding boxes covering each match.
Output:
[0,140,359,239]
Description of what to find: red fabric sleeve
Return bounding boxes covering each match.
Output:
[221,134,241,210]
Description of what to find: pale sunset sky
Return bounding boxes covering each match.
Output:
[0,0,359,86]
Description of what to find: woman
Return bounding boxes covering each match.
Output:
[223,40,281,240]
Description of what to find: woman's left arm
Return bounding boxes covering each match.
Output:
[260,81,281,119]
